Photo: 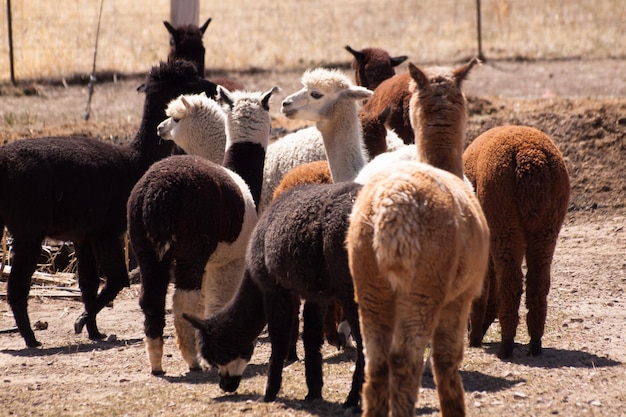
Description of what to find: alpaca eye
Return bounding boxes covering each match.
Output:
[172,118,180,123]
[310,91,323,99]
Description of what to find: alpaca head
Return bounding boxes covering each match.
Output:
[345,45,408,90]
[157,92,226,161]
[280,67,372,122]
[217,85,279,150]
[164,17,212,75]
[183,313,254,393]
[407,57,480,178]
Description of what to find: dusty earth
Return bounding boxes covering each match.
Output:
[0,58,624,416]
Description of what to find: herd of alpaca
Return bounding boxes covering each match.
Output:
[0,14,573,417]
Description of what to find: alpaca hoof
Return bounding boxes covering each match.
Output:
[151,369,165,376]
[305,392,323,402]
[284,354,299,365]
[74,313,88,334]
[263,394,277,403]
[528,339,543,356]
[497,341,515,359]
[188,365,203,372]
[26,338,42,348]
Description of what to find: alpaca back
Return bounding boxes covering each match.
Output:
[356,163,488,298]
[464,125,570,234]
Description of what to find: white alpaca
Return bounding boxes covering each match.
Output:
[157,92,227,164]
[280,67,372,181]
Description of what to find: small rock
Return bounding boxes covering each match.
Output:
[590,400,602,407]
[33,320,48,330]
[107,334,117,342]
[514,391,528,400]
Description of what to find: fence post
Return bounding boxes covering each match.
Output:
[7,0,16,85]
[476,0,485,61]
[170,0,199,26]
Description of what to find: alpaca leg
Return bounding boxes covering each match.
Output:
[341,297,365,409]
[6,237,42,347]
[323,301,343,349]
[73,242,105,339]
[286,295,301,364]
[469,258,497,347]
[302,301,325,401]
[524,237,558,356]
[358,294,394,417]
[138,254,171,375]
[173,288,203,371]
[388,295,433,417]
[263,287,295,402]
[493,237,525,359]
[431,295,474,417]
[83,235,130,340]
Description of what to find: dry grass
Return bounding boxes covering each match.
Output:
[0,0,624,81]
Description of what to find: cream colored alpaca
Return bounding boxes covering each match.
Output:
[157,92,227,164]
[347,59,489,417]
[280,67,372,182]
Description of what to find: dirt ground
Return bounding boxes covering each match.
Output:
[0,58,625,416]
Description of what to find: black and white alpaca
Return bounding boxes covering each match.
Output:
[185,68,372,409]
[0,60,215,348]
[127,86,277,374]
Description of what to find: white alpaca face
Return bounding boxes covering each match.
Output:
[156,117,176,140]
[280,86,328,122]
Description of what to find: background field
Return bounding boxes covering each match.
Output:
[0,0,624,81]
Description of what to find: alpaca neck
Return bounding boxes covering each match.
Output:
[415,110,466,179]
[222,142,266,209]
[210,272,266,343]
[316,103,367,183]
[131,108,176,173]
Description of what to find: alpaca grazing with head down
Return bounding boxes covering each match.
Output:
[464,125,570,359]
[185,67,372,408]
[347,58,490,417]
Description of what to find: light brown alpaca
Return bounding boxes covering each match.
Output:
[346,59,489,417]
[464,125,570,358]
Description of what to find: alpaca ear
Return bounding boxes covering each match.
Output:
[408,62,429,90]
[453,57,480,87]
[345,45,365,63]
[199,18,212,35]
[342,86,373,102]
[390,55,409,67]
[217,86,234,108]
[183,313,208,332]
[378,104,392,124]
[163,21,176,36]
[181,96,193,112]
[261,86,280,111]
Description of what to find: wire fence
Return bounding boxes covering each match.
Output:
[0,0,624,82]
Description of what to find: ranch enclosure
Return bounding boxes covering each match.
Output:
[0,0,625,416]
[0,0,624,81]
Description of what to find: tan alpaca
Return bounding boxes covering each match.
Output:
[347,59,489,417]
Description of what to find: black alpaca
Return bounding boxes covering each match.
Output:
[0,60,216,348]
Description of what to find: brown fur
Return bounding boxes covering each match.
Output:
[464,125,570,358]
[346,59,489,417]
[361,72,413,144]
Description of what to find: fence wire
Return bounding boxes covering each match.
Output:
[0,0,623,82]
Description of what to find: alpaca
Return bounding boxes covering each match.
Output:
[165,17,245,91]
[345,45,408,91]
[464,125,570,359]
[346,59,489,417]
[127,86,277,374]
[185,67,372,408]
[362,71,414,144]
[0,60,216,348]
[257,61,403,213]
[164,18,212,76]
[157,92,227,164]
